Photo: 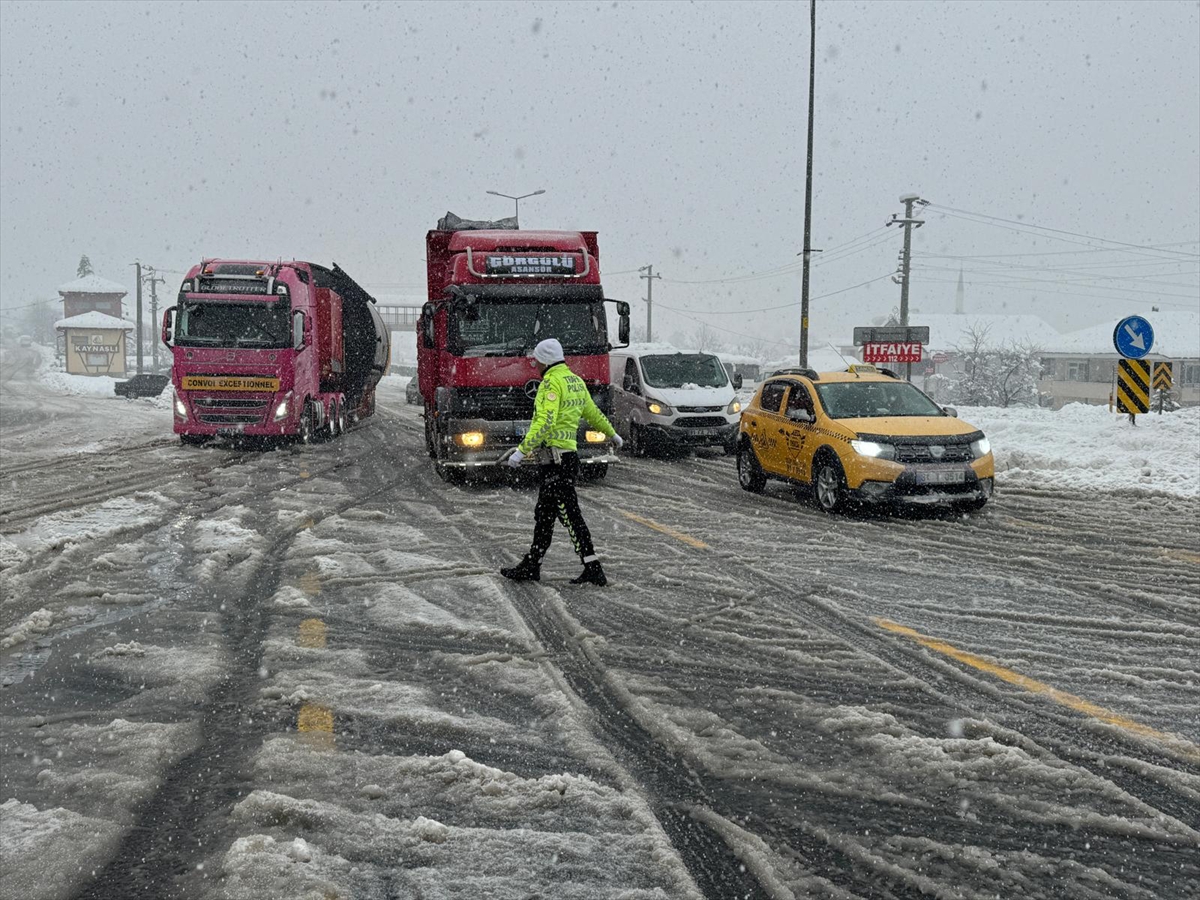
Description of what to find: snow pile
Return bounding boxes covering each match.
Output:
[0,607,53,648]
[0,799,122,900]
[962,403,1200,498]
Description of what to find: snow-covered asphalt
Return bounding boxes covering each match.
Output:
[1,378,1197,900]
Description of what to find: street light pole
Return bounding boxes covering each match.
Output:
[799,0,817,368]
[485,189,545,228]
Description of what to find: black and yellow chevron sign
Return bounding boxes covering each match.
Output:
[1117,359,1151,414]
[1152,362,1173,392]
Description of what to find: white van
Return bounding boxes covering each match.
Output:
[609,345,743,455]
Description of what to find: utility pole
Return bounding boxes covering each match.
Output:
[145,267,166,374]
[799,0,817,368]
[887,193,926,380]
[639,265,661,342]
[131,261,144,375]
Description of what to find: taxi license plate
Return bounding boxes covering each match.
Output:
[916,469,966,485]
[181,375,280,392]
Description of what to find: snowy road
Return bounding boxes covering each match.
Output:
[2,381,1198,899]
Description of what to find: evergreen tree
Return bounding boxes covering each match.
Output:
[77,255,94,278]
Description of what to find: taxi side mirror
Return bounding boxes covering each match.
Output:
[943,406,958,417]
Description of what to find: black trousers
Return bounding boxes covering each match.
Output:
[529,452,598,564]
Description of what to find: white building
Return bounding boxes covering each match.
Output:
[1037,311,1200,408]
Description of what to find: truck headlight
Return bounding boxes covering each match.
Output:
[274,393,291,421]
[726,400,742,414]
[850,439,896,460]
[585,430,607,443]
[970,436,991,459]
[174,394,188,419]
[647,401,673,416]
[456,431,485,448]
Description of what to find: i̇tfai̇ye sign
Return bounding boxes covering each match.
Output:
[862,341,923,363]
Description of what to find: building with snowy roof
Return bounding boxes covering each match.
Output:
[57,274,129,320]
[1036,311,1200,408]
[55,311,134,377]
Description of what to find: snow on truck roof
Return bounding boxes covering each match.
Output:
[444,230,591,252]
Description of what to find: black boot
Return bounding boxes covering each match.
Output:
[500,554,541,582]
[570,561,607,586]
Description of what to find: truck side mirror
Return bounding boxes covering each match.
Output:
[421,313,435,349]
[292,310,307,351]
[732,373,743,390]
[161,306,177,347]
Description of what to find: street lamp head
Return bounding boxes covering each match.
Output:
[530,189,546,197]
[899,192,921,203]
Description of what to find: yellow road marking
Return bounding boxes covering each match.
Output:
[298,570,323,597]
[297,702,335,750]
[1158,549,1200,566]
[299,469,310,479]
[874,617,1200,762]
[297,617,327,649]
[620,511,710,550]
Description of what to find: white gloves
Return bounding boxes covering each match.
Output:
[506,448,526,468]
[611,434,624,450]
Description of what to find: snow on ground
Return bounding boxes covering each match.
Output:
[0,799,123,900]
[961,403,1199,498]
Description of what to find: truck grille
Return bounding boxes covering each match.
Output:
[677,416,727,428]
[193,398,269,409]
[448,384,611,420]
[894,442,973,464]
[198,413,266,425]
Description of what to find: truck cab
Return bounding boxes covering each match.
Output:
[418,215,629,480]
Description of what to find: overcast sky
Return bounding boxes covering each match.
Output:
[2,0,1197,352]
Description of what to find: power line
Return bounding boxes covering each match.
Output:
[912,275,1200,309]
[913,262,1200,298]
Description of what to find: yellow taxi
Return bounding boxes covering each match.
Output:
[736,365,994,512]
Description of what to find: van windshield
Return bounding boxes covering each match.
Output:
[640,354,728,389]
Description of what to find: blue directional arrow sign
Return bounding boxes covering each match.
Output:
[1113,315,1154,360]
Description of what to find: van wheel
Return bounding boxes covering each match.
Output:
[813,455,847,514]
[629,424,647,458]
[580,463,608,481]
[737,442,766,493]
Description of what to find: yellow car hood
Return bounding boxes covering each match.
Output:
[836,416,982,438]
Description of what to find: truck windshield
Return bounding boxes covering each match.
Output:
[815,381,946,419]
[452,301,607,357]
[175,300,290,348]
[640,354,728,388]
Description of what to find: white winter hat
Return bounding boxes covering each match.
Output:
[532,338,565,365]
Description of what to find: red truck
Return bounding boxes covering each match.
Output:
[418,213,630,481]
[162,260,390,444]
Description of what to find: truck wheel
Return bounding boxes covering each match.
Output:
[580,463,608,482]
[435,461,464,484]
[299,401,315,444]
[326,399,340,439]
[424,415,437,459]
[335,400,346,436]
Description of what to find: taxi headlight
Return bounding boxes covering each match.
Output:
[970,436,991,459]
[647,401,673,416]
[726,400,742,414]
[456,431,485,448]
[850,439,896,460]
[585,430,607,443]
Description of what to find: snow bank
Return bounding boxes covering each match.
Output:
[0,800,122,900]
[962,404,1199,498]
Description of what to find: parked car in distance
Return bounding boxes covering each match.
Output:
[736,364,994,513]
[405,372,421,404]
[609,345,743,456]
[18,334,32,347]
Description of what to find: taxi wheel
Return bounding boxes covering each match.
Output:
[737,442,766,493]
[813,456,847,514]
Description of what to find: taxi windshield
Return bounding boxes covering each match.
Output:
[815,380,945,419]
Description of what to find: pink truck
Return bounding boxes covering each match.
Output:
[162,260,390,444]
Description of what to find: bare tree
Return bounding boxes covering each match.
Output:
[950,323,1042,407]
[687,323,724,353]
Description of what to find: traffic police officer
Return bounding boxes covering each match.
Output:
[500,338,622,586]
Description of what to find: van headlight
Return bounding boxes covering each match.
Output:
[726,400,742,414]
[850,439,896,460]
[174,393,188,420]
[970,436,991,459]
[647,400,673,416]
[274,392,292,421]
